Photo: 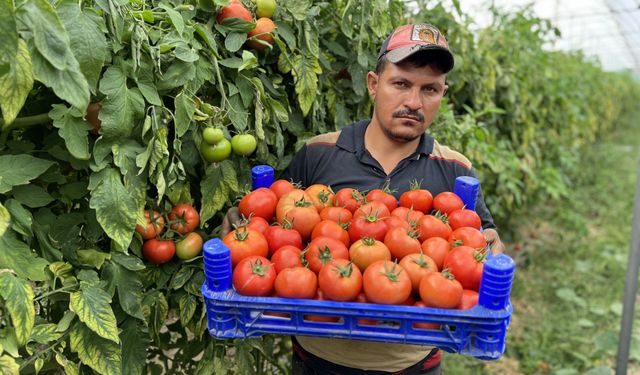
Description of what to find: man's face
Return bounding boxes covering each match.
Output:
[367,60,448,143]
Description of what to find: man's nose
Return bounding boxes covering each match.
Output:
[403,89,422,110]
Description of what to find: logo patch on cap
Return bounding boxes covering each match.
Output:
[412,24,438,44]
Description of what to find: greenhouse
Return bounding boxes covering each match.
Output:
[1,0,639,374]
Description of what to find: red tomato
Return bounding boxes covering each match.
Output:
[366,188,398,214]
[448,208,482,230]
[223,227,269,267]
[270,179,296,199]
[334,188,364,213]
[362,260,412,305]
[348,215,388,243]
[274,267,317,299]
[432,191,464,215]
[417,214,452,242]
[443,245,486,291]
[419,270,463,309]
[457,290,479,310]
[319,206,353,224]
[216,0,252,23]
[391,206,424,225]
[355,293,378,325]
[305,184,335,212]
[305,290,340,322]
[384,227,422,260]
[399,182,433,213]
[304,236,349,274]
[353,201,391,220]
[311,220,350,247]
[263,221,303,256]
[239,188,278,222]
[276,189,321,241]
[136,210,165,240]
[412,301,442,329]
[245,216,270,234]
[271,245,303,273]
[383,216,411,231]
[318,259,363,301]
[421,237,451,270]
[399,253,438,293]
[348,237,391,272]
[449,227,487,249]
[143,239,175,264]
[232,256,276,296]
[168,204,200,234]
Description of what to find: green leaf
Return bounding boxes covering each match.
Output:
[77,249,111,269]
[29,323,63,344]
[170,266,194,290]
[55,353,79,375]
[0,272,35,345]
[70,322,122,375]
[0,0,18,63]
[0,355,19,375]
[291,54,322,116]
[225,32,247,52]
[103,261,145,320]
[57,0,108,93]
[159,4,184,34]
[0,329,19,357]
[69,283,120,343]
[0,39,34,126]
[0,230,49,281]
[89,168,138,249]
[142,291,168,345]
[239,50,258,72]
[0,202,8,238]
[174,91,196,138]
[200,160,239,223]
[120,319,149,375]
[157,60,196,91]
[48,104,92,160]
[56,310,76,332]
[4,200,32,238]
[111,252,145,271]
[179,293,197,325]
[12,184,55,208]
[98,66,145,139]
[0,154,54,194]
[283,0,311,21]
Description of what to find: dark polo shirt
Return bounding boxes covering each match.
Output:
[281,120,496,230]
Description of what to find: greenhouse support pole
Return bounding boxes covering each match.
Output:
[616,161,640,375]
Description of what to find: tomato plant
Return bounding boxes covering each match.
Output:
[201,138,232,162]
[143,239,176,264]
[169,204,200,234]
[247,17,276,50]
[232,256,276,296]
[85,102,101,135]
[231,133,258,156]
[216,0,252,23]
[362,260,411,305]
[175,232,204,260]
[318,259,363,301]
[256,0,277,18]
[202,127,225,144]
[135,210,166,240]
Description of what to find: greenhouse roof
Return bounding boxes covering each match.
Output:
[438,0,640,76]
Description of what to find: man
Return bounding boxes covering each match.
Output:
[222,23,505,374]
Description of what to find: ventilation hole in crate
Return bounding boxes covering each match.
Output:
[216,314,223,319]
[412,322,441,330]
[493,299,500,306]
[263,311,291,319]
[213,281,219,288]
[357,318,380,326]
[358,320,400,328]
[303,315,341,323]
[446,325,457,332]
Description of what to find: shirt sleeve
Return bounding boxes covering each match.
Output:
[466,168,497,230]
[278,145,309,186]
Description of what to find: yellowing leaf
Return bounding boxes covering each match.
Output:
[69,284,119,343]
[0,154,54,194]
[70,322,122,375]
[0,272,35,345]
[0,39,33,126]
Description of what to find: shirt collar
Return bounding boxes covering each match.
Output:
[336,119,434,156]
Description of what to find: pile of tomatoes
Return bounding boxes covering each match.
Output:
[136,204,204,264]
[223,180,489,317]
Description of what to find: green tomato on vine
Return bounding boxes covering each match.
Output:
[201,139,232,162]
[203,127,225,145]
[231,134,257,156]
[255,0,276,18]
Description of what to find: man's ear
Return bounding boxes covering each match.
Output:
[367,71,379,97]
[443,84,448,96]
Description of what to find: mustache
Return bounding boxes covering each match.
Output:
[392,109,424,122]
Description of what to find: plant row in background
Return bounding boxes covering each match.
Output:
[0,0,639,373]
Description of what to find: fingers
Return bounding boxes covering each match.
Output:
[220,207,242,238]
[483,228,506,255]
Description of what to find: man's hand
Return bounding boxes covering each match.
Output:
[220,207,242,238]
[483,228,505,254]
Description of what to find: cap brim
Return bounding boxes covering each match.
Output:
[386,45,454,73]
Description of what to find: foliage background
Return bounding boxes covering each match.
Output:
[1,0,639,373]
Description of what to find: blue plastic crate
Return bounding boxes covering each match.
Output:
[201,238,515,360]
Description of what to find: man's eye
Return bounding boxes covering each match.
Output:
[393,81,407,87]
